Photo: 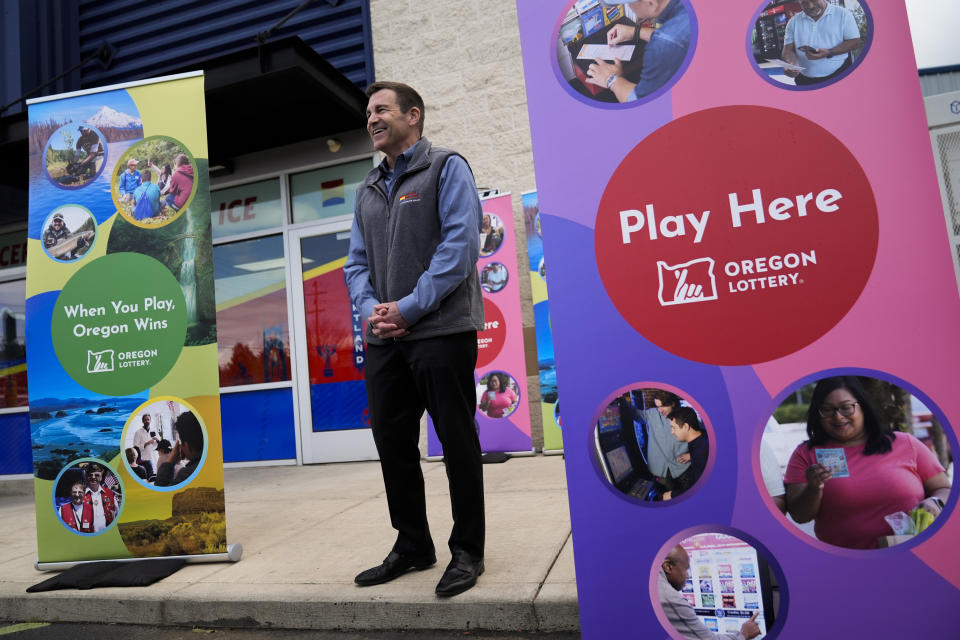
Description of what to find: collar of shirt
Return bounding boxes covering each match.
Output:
[378,140,421,198]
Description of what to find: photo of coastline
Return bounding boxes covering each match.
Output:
[30,395,146,480]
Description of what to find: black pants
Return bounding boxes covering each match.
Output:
[365,331,485,559]
[796,55,853,86]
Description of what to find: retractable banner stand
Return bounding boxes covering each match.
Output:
[518,1,960,638]
[26,72,233,568]
[429,193,533,455]
[523,190,563,452]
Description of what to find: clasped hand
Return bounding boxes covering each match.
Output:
[368,301,410,339]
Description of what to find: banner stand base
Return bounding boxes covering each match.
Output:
[34,543,244,572]
[425,449,536,462]
[541,449,564,456]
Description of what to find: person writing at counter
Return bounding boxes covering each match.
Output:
[784,376,950,549]
[781,0,861,86]
[585,0,691,102]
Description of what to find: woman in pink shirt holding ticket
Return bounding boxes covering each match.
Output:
[784,376,950,549]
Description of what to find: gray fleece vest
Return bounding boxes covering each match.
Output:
[354,138,484,345]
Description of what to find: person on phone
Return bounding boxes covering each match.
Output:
[478,372,517,419]
[659,545,761,640]
[584,0,691,102]
[784,376,950,549]
[155,412,204,487]
[781,0,861,86]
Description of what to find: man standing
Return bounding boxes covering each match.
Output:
[133,413,158,477]
[60,482,93,532]
[345,81,485,597]
[782,0,861,86]
[659,545,761,640]
[84,464,119,533]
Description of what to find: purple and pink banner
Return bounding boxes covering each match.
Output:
[429,193,532,454]
[518,1,959,637]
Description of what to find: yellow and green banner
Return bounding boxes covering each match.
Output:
[26,72,228,565]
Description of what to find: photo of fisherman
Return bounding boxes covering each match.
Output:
[41,206,96,262]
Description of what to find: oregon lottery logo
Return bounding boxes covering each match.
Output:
[595,106,878,365]
[657,258,717,306]
[87,349,114,373]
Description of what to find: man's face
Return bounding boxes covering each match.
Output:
[627,0,662,21]
[52,219,63,230]
[143,414,151,428]
[800,0,827,19]
[71,484,84,505]
[87,470,102,490]
[670,418,686,442]
[366,89,418,158]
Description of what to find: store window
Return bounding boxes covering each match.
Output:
[214,235,291,387]
[210,179,283,240]
[290,158,373,222]
[0,278,28,408]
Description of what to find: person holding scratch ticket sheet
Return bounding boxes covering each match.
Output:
[783,376,950,549]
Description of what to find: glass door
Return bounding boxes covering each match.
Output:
[289,222,376,463]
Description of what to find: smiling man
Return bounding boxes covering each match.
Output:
[781,0,862,86]
[345,81,486,597]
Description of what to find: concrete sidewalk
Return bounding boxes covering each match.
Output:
[0,455,579,633]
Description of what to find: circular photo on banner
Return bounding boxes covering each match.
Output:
[53,458,124,536]
[43,123,107,189]
[41,205,96,262]
[592,386,712,503]
[554,0,697,107]
[122,397,208,490]
[749,0,872,90]
[481,262,509,293]
[653,529,785,639]
[477,370,520,419]
[480,213,505,257]
[112,136,197,227]
[762,372,954,551]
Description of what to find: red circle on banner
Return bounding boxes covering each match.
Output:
[595,106,878,365]
[477,297,506,368]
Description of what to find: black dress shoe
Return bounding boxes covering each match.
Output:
[354,550,436,586]
[435,549,484,597]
